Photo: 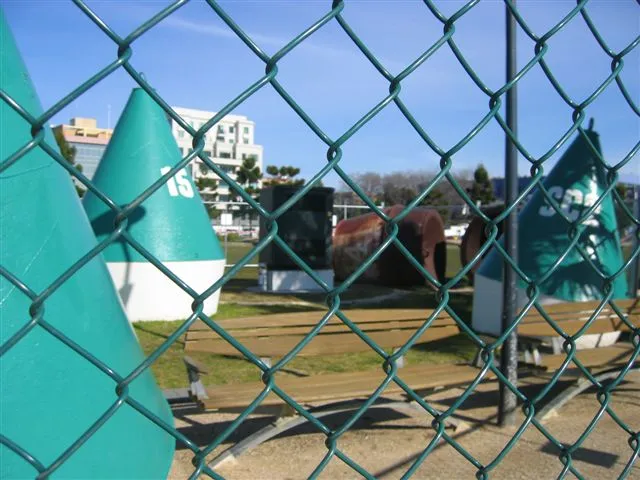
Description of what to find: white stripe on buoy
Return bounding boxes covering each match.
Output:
[107,259,225,321]
[472,274,621,348]
[472,274,561,336]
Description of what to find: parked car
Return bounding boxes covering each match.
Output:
[444,223,468,240]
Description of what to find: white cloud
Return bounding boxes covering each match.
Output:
[160,15,351,60]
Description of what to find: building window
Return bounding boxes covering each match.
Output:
[217,125,224,134]
[199,164,209,175]
[205,150,213,157]
[229,126,235,133]
[217,137,225,143]
[229,139,234,144]
[178,130,185,138]
[243,126,250,134]
[219,152,231,159]
[243,138,249,144]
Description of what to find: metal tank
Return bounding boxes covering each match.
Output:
[459,204,504,279]
[333,205,446,286]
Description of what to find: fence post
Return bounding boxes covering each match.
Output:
[499,0,519,427]
[630,185,640,297]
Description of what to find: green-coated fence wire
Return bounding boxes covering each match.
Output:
[1,0,639,478]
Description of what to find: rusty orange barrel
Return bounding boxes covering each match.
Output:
[460,204,504,279]
[333,205,446,286]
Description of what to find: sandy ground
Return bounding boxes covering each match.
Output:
[168,371,639,479]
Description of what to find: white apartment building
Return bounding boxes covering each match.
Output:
[169,107,264,207]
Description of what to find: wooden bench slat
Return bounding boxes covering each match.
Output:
[189,308,451,331]
[523,312,638,324]
[200,363,490,410]
[521,307,638,321]
[185,325,460,357]
[186,318,456,341]
[521,298,637,316]
[520,300,638,322]
[518,317,635,337]
[539,344,636,370]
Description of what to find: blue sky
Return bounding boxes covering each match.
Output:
[4,0,639,188]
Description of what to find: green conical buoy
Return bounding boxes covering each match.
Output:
[0,11,174,478]
[472,126,629,341]
[83,88,225,321]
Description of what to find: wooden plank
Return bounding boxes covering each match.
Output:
[537,298,635,314]
[189,308,452,331]
[186,318,457,341]
[540,344,636,370]
[521,308,632,324]
[200,363,491,410]
[517,317,635,337]
[520,299,637,323]
[185,325,461,357]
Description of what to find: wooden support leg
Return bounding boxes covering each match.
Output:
[538,366,639,421]
[207,397,472,470]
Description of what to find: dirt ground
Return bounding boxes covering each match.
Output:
[168,371,639,479]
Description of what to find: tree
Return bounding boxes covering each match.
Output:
[54,129,85,196]
[263,164,304,186]
[469,164,495,206]
[196,176,219,219]
[54,129,78,166]
[382,183,416,206]
[235,156,262,230]
[236,156,262,192]
[421,186,450,224]
[339,169,474,223]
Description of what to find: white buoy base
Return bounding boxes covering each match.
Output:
[472,275,621,350]
[107,259,225,322]
[258,267,334,293]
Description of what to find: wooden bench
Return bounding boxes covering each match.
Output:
[183,308,489,467]
[516,298,639,419]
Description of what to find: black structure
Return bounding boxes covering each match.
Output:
[259,186,334,271]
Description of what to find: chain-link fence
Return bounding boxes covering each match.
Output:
[1,0,639,478]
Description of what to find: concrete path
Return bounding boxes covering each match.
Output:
[168,371,639,479]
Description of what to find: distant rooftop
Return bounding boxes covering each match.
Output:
[53,117,113,145]
[171,107,253,124]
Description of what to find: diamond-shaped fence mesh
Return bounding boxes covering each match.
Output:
[1,0,639,478]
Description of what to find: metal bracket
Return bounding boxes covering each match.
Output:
[392,347,405,369]
[183,355,209,401]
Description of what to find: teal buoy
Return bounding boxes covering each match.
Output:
[0,10,174,478]
[83,88,225,321]
[472,126,629,347]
